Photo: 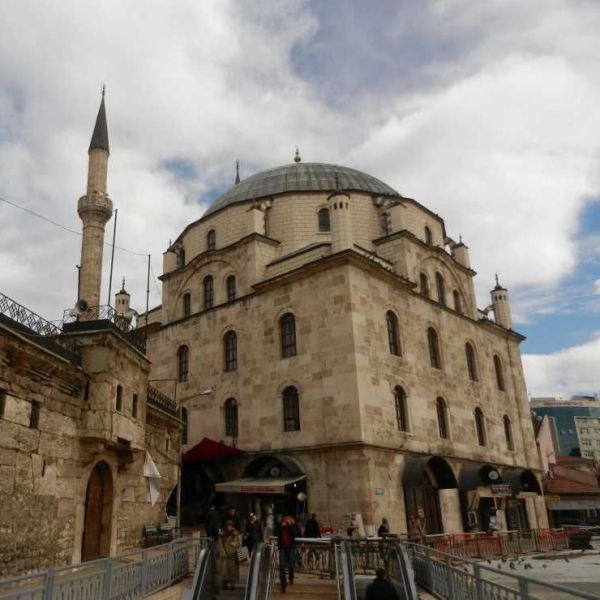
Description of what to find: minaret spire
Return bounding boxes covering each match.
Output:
[89,86,110,155]
[235,160,240,185]
[294,147,301,163]
[77,89,114,314]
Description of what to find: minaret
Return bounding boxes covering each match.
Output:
[491,274,513,329]
[77,88,114,313]
[115,278,131,316]
[327,173,354,252]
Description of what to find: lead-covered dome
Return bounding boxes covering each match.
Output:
[204,162,400,217]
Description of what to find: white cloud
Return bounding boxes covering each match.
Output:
[594,279,600,295]
[523,335,600,398]
[0,0,599,343]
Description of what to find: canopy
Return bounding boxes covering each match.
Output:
[182,437,243,464]
[215,476,305,495]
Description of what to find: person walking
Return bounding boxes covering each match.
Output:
[304,513,321,538]
[205,505,221,540]
[365,568,400,600]
[275,515,296,593]
[225,506,241,531]
[217,520,242,591]
[377,517,390,538]
[407,513,425,543]
[244,512,263,556]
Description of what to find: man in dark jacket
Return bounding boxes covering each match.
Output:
[204,506,221,540]
[275,516,296,592]
[303,513,321,538]
[244,513,263,556]
[365,569,400,600]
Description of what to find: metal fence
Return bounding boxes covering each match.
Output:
[0,538,210,600]
[425,529,569,560]
[407,542,600,600]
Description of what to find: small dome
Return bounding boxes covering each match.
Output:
[203,162,400,217]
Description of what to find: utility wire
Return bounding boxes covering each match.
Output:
[0,193,164,299]
[0,194,148,257]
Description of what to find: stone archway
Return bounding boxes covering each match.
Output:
[81,461,113,562]
[403,456,460,535]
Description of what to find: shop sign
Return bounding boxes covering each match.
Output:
[375,488,385,496]
[544,495,561,505]
[490,484,512,497]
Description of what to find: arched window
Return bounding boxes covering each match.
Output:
[207,229,216,251]
[465,342,478,381]
[224,331,237,372]
[180,407,188,445]
[424,226,433,245]
[177,345,189,382]
[176,247,185,269]
[280,313,297,358]
[474,407,486,446]
[494,355,505,391]
[225,398,238,438]
[435,272,446,306]
[394,386,408,432]
[503,415,514,451]
[226,275,236,302]
[318,208,331,232]
[203,275,214,310]
[386,311,401,356]
[453,290,462,313]
[183,293,191,317]
[283,386,300,432]
[380,213,390,236]
[427,327,441,369]
[419,273,430,297]
[436,397,449,439]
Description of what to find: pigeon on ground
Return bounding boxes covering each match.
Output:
[509,562,516,570]
[542,564,548,568]
[564,557,570,563]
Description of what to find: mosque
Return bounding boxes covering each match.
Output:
[141,117,548,536]
[0,91,549,579]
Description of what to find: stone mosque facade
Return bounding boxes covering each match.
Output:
[145,150,549,536]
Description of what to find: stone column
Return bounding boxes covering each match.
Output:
[438,488,463,533]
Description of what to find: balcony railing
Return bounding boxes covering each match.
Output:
[147,386,177,416]
[62,305,146,353]
[0,292,61,336]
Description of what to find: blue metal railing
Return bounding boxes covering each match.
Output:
[0,538,210,600]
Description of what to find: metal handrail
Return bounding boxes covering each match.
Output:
[185,541,216,600]
[243,543,277,600]
[0,292,61,336]
[406,541,600,600]
[338,542,357,600]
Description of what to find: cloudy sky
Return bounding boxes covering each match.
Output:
[0,0,598,398]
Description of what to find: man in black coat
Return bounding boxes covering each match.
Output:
[365,569,400,600]
[303,513,321,538]
[204,506,221,540]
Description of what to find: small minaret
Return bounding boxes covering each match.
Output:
[115,278,131,316]
[491,274,513,329]
[327,173,353,253]
[77,88,114,312]
[451,235,471,269]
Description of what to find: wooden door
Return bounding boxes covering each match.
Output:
[82,465,105,561]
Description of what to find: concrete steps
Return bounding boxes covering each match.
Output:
[271,578,338,599]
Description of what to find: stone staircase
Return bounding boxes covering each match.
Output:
[271,574,338,600]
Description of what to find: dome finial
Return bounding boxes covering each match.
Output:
[235,160,241,185]
[459,234,463,244]
[121,276,126,291]
[294,147,301,163]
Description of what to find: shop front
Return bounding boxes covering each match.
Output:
[459,464,543,532]
[215,454,307,535]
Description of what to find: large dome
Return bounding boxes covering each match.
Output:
[204,162,400,216]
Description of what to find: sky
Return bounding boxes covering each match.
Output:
[0,0,598,399]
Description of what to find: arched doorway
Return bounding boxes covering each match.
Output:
[82,461,113,561]
[403,456,458,535]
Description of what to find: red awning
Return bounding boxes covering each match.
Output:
[182,437,243,464]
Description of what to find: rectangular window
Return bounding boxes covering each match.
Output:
[0,389,6,418]
[116,385,123,412]
[30,400,40,429]
[132,394,138,418]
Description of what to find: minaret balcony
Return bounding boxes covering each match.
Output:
[77,192,113,221]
